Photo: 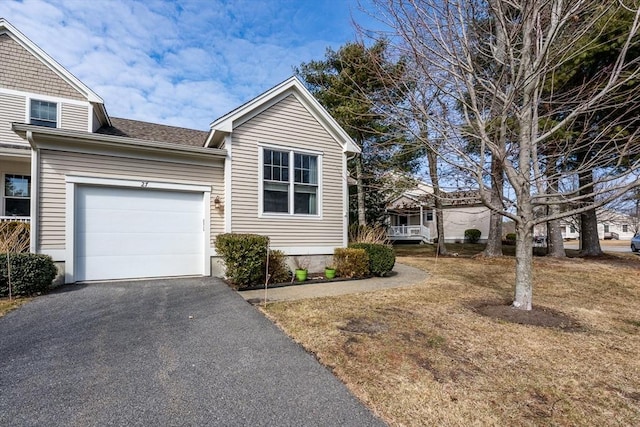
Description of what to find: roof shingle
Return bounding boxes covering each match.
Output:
[96,117,209,147]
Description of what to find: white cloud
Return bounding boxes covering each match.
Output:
[0,0,363,130]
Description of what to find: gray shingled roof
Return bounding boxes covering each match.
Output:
[96,117,209,147]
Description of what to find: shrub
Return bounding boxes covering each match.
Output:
[334,248,369,278]
[349,243,395,277]
[0,253,57,297]
[215,233,269,289]
[268,250,290,284]
[464,229,482,243]
[349,224,389,244]
[503,233,517,246]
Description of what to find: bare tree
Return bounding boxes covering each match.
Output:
[363,0,640,310]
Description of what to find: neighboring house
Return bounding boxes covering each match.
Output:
[534,209,638,241]
[386,180,491,243]
[0,19,359,283]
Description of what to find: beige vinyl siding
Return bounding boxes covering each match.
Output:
[38,149,224,250]
[231,94,345,249]
[91,109,101,132]
[60,103,88,131]
[0,34,84,101]
[0,92,27,145]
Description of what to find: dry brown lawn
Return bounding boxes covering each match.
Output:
[263,251,640,426]
[0,297,31,317]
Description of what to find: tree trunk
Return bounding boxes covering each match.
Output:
[578,170,602,256]
[355,154,366,226]
[482,158,503,257]
[546,173,565,258]
[580,208,602,256]
[427,148,447,255]
[546,217,565,257]
[484,211,503,256]
[434,202,447,255]
[513,221,533,310]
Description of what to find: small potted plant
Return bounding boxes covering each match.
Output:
[324,265,336,280]
[293,256,309,282]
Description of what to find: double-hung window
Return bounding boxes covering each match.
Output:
[4,175,30,217]
[263,149,290,213]
[262,147,319,216]
[30,99,57,128]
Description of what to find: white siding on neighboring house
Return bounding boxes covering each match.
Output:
[0,92,26,145]
[38,149,225,253]
[388,195,420,210]
[442,206,491,242]
[230,94,344,251]
[61,103,89,132]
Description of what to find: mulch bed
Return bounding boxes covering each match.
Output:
[232,273,374,292]
[471,300,582,330]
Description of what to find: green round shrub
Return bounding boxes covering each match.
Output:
[0,253,57,297]
[215,233,269,289]
[464,229,482,244]
[349,243,395,277]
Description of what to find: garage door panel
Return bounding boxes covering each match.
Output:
[78,210,202,233]
[78,232,203,256]
[77,188,203,211]
[75,185,205,281]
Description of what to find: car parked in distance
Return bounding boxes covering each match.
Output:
[632,233,640,253]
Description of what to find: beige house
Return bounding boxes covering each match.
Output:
[386,180,491,243]
[0,18,359,283]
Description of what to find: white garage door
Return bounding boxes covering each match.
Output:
[75,185,204,281]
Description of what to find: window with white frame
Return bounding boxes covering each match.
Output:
[424,210,433,222]
[623,224,629,233]
[604,224,610,233]
[30,99,57,128]
[262,148,319,215]
[4,175,30,217]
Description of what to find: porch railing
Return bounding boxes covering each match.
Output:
[388,225,430,240]
[0,216,30,223]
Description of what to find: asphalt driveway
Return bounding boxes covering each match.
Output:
[0,277,383,426]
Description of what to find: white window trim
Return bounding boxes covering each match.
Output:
[2,172,31,217]
[26,97,60,128]
[1,87,89,107]
[257,143,323,219]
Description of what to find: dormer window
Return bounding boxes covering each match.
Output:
[30,100,57,128]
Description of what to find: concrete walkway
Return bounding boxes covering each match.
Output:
[239,263,428,302]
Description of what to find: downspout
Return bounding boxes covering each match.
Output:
[27,130,39,254]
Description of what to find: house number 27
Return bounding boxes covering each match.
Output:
[141,181,149,187]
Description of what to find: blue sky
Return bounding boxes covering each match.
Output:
[0,0,376,130]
